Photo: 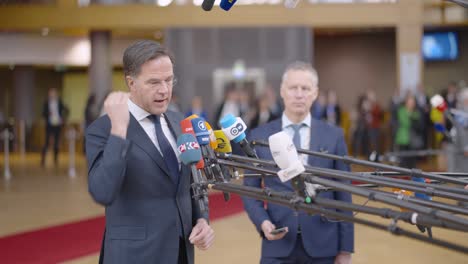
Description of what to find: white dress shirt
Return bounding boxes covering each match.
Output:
[128,99,181,166]
[281,112,311,164]
[49,99,62,126]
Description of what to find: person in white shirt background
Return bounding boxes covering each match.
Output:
[41,88,68,167]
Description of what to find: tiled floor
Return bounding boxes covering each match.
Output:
[1,153,467,264]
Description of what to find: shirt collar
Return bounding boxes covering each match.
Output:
[282,112,311,130]
[128,98,155,121]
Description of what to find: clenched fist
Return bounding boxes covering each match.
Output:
[104,92,130,138]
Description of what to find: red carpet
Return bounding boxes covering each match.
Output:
[0,193,244,264]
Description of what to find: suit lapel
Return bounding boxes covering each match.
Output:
[307,119,321,165]
[164,111,186,192]
[164,111,182,140]
[166,112,195,194]
[270,119,283,135]
[127,114,172,179]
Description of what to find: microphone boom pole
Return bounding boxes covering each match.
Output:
[214,158,468,227]
[252,140,468,186]
[239,172,468,215]
[218,153,468,199]
[209,182,468,254]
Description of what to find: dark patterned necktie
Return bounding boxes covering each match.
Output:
[151,114,179,183]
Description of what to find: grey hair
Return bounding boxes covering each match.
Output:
[123,40,174,78]
[459,88,468,103]
[281,61,319,87]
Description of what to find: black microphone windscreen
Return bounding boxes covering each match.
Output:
[202,0,216,11]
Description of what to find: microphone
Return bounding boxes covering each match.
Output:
[180,119,205,170]
[219,114,258,158]
[214,130,236,180]
[191,117,231,201]
[177,133,209,216]
[186,114,199,120]
[220,0,237,11]
[214,130,232,153]
[181,119,195,134]
[269,131,318,200]
[205,121,218,150]
[268,131,305,182]
[191,117,211,146]
[202,0,215,11]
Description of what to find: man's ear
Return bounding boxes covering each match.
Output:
[126,75,135,91]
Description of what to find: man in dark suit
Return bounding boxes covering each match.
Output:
[41,88,67,167]
[86,40,214,264]
[243,61,354,264]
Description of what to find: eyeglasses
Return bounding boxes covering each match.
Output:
[149,77,178,90]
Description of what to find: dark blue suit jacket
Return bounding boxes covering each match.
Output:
[242,117,354,258]
[86,110,204,264]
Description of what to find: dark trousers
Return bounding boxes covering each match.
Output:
[398,145,417,169]
[260,234,335,264]
[178,237,188,264]
[98,231,189,264]
[41,125,61,165]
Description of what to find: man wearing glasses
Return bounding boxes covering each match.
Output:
[86,40,214,264]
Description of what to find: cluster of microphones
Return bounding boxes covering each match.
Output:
[202,0,301,11]
[175,112,468,254]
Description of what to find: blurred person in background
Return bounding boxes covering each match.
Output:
[396,93,423,168]
[366,89,382,153]
[415,84,430,111]
[214,85,240,126]
[351,93,369,156]
[83,93,97,153]
[41,88,68,167]
[168,92,182,113]
[441,81,460,134]
[446,88,468,172]
[415,84,431,150]
[264,84,283,117]
[0,110,4,127]
[389,89,403,151]
[396,93,429,200]
[311,91,326,120]
[239,87,254,126]
[249,96,278,130]
[442,81,458,110]
[429,93,448,171]
[324,90,341,127]
[185,96,208,120]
